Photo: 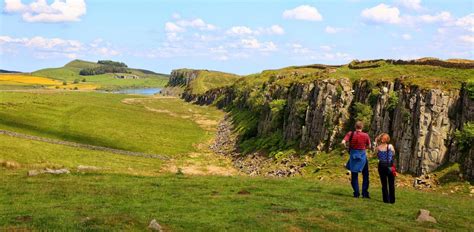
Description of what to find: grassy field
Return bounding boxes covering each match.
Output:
[1,168,473,231]
[0,90,473,231]
[0,73,99,90]
[32,60,169,90]
[0,92,219,156]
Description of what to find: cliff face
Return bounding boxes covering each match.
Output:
[168,69,200,87]
[189,77,472,177]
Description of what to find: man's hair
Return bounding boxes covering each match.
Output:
[355,121,364,130]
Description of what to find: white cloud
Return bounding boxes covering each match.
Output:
[4,0,87,23]
[320,45,332,51]
[455,13,474,32]
[226,25,285,36]
[267,25,285,35]
[165,22,185,33]
[283,5,323,21]
[361,4,401,24]
[394,0,422,11]
[240,38,260,49]
[176,18,216,31]
[402,33,412,40]
[325,26,343,34]
[0,35,119,59]
[226,26,253,36]
[289,43,310,54]
[240,38,277,51]
[459,35,474,43]
[419,11,451,23]
[4,0,26,12]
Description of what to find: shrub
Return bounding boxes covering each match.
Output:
[73,87,79,90]
[97,60,128,67]
[62,81,67,85]
[467,82,474,100]
[387,92,399,112]
[82,78,86,82]
[455,122,474,152]
[353,102,373,125]
[73,79,80,84]
[368,88,381,106]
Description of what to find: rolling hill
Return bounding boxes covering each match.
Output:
[31,59,169,90]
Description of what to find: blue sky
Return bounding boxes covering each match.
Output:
[0,0,473,74]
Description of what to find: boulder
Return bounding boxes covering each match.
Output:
[416,209,437,223]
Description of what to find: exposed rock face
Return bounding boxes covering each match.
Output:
[187,77,473,178]
[168,69,200,87]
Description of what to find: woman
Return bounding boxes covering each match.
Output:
[376,133,396,204]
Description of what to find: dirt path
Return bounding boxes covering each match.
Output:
[122,96,239,176]
[0,130,169,160]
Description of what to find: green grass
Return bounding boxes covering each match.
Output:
[0,92,218,156]
[0,134,163,176]
[32,60,169,90]
[1,169,472,231]
[236,62,474,92]
[330,63,474,90]
[175,69,240,95]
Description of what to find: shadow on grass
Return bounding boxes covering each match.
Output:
[0,112,130,152]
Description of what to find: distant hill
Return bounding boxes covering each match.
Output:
[0,69,21,73]
[31,59,169,90]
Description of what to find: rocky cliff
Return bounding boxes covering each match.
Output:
[174,61,474,178]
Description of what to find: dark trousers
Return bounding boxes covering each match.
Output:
[351,160,369,197]
[378,163,395,203]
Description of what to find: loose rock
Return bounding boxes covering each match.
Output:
[27,168,70,176]
[148,219,162,231]
[416,209,437,223]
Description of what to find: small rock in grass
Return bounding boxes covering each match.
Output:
[44,168,70,175]
[416,209,437,223]
[148,219,162,231]
[27,170,38,176]
[27,168,70,176]
[77,165,101,171]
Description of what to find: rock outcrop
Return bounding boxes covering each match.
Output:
[188,77,473,178]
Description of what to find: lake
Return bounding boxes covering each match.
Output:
[109,88,162,95]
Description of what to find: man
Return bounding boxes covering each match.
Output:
[341,121,372,198]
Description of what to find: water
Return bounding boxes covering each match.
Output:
[110,88,162,95]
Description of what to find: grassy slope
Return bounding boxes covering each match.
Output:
[176,69,241,95]
[32,60,169,90]
[0,92,220,156]
[238,62,474,91]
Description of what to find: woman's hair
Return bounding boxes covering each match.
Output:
[378,133,390,144]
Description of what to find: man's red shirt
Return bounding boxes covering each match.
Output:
[343,131,371,150]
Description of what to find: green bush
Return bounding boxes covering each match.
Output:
[62,81,67,86]
[368,88,381,106]
[455,122,474,152]
[467,82,474,100]
[73,79,80,84]
[387,91,399,111]
[353,102,373,125]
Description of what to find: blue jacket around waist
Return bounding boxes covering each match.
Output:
[346,149,367,173]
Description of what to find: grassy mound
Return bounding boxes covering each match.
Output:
[32,59,169,90]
